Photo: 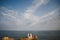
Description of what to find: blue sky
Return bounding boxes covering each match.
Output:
[0,0,60,31]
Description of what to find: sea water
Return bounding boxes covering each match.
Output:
[0,30,60,40]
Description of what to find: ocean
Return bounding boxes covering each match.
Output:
[0,30,60,40]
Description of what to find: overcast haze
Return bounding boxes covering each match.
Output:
[0,0,60,31]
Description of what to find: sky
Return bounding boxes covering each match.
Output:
[0,0,60,31]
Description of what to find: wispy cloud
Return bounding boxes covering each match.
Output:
[23,0,49,19]
[23,0,49,28]
[0,0,60,31]
[31,8,60,29]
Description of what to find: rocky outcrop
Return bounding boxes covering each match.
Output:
[2,37,14,40]
[18,33,38,40]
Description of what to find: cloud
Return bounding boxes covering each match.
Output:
[0,7,60,31]
[31,8,60,30]
[23,0,49,28]
[23,0,49,19]
[0,0,60,31]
